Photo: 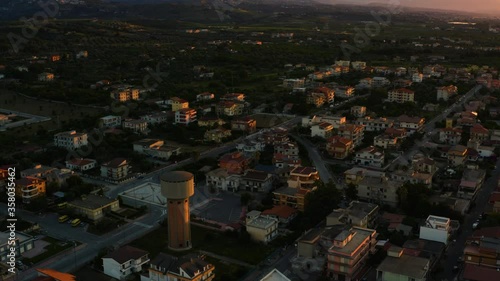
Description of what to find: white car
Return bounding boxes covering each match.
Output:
[472,222,479,229]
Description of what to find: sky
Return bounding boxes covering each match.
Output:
[321,0,500,15]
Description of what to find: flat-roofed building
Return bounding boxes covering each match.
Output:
[54,130,88,150]
[245,210,278,244]
[376,246,430,281]
[68,194,120,221]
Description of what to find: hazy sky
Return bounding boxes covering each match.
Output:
[327,0,500,14]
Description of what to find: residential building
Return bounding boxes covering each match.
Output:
[394,78,412,88]
[110,88,139,102]
[354,146,385,168]
[488,192,500,213]
[326,136,353,159]
[357,175,402,207]
[240,170,273,192]
[306,92,326,107]
[351,61,366,71]
[447,145,468,166]
[372,77,390,87]
[99,115,122,128]
[231,117,257,133]
[54,130,88,150]
[133,139,180,160]
[463,264,500,281]
[355,117,393,132]
[357,78,372,89]
[350,106,366,118]
[395,115,425,133]
[273,153,301,169]
[245,210,279,243]
[335,86,355,98]
[14,177,46,203]
[463,237,500,270]
[384,127,408,139]
[20,164,57,178]
[302,115,347,129]
[439,127,463,145]
[470,124,490,142]
[311,122,334,138]
[311,87,335,103]
[437,85,458,101]
[283,78,305,89]
[326,227,377,281]
[261,127,289,144]
[140,112,168,125]
[38,72,54,82]
[326,201,379,229]
[216,101,244,116]
[144,253,215,281]
[419,215,451,245]
[388,88,415,103]
[103,246,149,280]
[204,128,231,143]
[206,168,241,192]
[170,97,189,111]
[275,142,299,157]
[68,194,119,221]
[273,187,311,211]
[373,134,398,149]
[458,168,486,200]
[101,158,129,180]
[221,93,245,102]
[412,156,437,175]
[338,124,365,147]
[236,140,266,153]
[287,166,320,189]
[122,119,148,134]
[196,92,215,101]
[65,158,97,171]
[261,205,298,227]
[0,231,35,262]
[198,116,225,127]
[376,246,430,281]
[219,152,251,174]
[412,73,424,83]
[174,108,197,125]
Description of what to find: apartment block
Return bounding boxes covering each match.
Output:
[54,130,88,150]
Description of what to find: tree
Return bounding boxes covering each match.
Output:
[240,192,253,206]
[304,180,342,227]
[46,181,60,196]
[345,183,358,200]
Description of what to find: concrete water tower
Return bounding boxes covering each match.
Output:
[160,171,194,251]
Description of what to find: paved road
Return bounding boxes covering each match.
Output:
[291,134,334,183]
[4,205,166,280]
[438,157,500,281]
[392,85,482,167]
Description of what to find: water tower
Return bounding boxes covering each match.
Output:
[160,171,194,251]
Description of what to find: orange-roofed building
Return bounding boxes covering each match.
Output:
[326,136,353,159]
[470,124,490,142]
[261,205,298,226]
[36,268,76,281]
[219,152,252,174]
[14,176,46,203]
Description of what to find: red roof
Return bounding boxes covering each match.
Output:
[472,226,500,239]
[463,264,500,281]
[489,192,500,203]
[470,124,489,134]
[262,205,298,219]
[392,88,415,94]
[36,269,76,281]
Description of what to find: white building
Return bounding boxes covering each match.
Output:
[99,115,122,128]
[103,246,150,280]
[436,85,458,101]
[236,140,266,153]
[302,115,346,129]
[205,168,241,192]
[419,215,450,245]
[412,73,424,83]
[174,108,197,125]
[354,146,385,168]
[246,210,279,244]
[140,112,168,125]
[65,158,97,171]
[54,130,88,150]
[311,122,334,138]
[122,119,148,134]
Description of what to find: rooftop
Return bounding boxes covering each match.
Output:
[463,263,500,281]
[328,227,375,255]
[103,245,148,264]
[247,216,277,229]
[377,254,429,279]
